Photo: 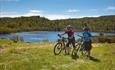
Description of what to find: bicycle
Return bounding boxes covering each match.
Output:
[54,34,89,58]
[71,35,89,59]
[54,34,67,55]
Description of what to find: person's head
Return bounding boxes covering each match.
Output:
[66,25,73,31]
[83,27,90,32]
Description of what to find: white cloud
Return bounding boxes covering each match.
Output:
[0,10,42,17]
[0,11,19,17]
[44,14,76,20]
[0,11,17,15]
[42,15,100,20]
[0,10,75,20]
[29,10,42,13]
[67,9,80,13]
[0,10,100,20]
[24,10,42,16]
[106,6,115,10]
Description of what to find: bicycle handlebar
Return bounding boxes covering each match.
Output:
[77,35,84,37]
[57,34,61,38]
[57,34,67,39]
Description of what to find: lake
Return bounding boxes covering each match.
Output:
[0,31,115,42]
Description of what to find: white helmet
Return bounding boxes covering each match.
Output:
[66,25,73,29]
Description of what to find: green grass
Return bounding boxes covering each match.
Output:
[0,39,115,70]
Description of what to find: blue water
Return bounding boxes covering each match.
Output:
[0,31,115,42]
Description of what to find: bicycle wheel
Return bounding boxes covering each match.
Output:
[71,45,79,60]
[81,50,88,57]
[54,43,63,55]
[80,46,86,56]
[72,48,77,56]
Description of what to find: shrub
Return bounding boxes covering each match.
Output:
[92,36,115,43]
[10,35,24,43]
[43,38,49,42]
[99,32,104,36]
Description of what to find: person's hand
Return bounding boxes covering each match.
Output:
[58,34,61,38]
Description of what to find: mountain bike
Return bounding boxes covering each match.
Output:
[71,35,89,59]
[54,34,67,55]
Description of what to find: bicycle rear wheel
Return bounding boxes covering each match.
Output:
[54,43,63,55]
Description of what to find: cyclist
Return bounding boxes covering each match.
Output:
[82,27,92,57]
[60,25,76,55]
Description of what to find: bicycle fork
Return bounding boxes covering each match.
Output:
[62,41,68,54]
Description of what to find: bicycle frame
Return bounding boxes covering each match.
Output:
[75,37,83,51]
[57,34,67,49]
[75,36,90,56]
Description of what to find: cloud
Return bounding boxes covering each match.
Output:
[0,12,77,20]
[24,10,43,16]
[0,11,19,17]
[29,10,42,13]
[66,9,80,13]
[0,10,42,17]
[0,10,75,20]
[0,10,100,20]
[44,14,77,20]
[0,11,17,15]
[106,6,115,10]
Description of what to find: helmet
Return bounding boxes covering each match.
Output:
[66,25,73,29]
[83,27,90,31]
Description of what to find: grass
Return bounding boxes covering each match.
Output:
[0,39,115,70]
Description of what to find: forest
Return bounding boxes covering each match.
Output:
[0,15,115,34]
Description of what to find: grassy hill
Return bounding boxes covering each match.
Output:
[0,15,115,34]
[0,39,115,70]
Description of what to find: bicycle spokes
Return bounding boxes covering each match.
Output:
[54,43,63,55]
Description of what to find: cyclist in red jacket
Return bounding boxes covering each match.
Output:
[60,25,76,55]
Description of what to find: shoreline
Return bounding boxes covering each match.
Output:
[0,30,115,34]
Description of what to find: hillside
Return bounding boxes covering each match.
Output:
[0,15,115,34]
[0,39,115,70]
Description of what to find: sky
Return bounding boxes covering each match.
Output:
[0,0,115,20]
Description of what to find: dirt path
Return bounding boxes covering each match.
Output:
[0,44,54,53]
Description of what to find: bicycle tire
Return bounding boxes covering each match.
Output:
[54,43,63,55]
[72,48,77,56]
[71,45,79,60]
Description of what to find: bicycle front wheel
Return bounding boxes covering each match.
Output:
[71,45,79,60]
[54,43,63,55]
[72,48,77,56]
